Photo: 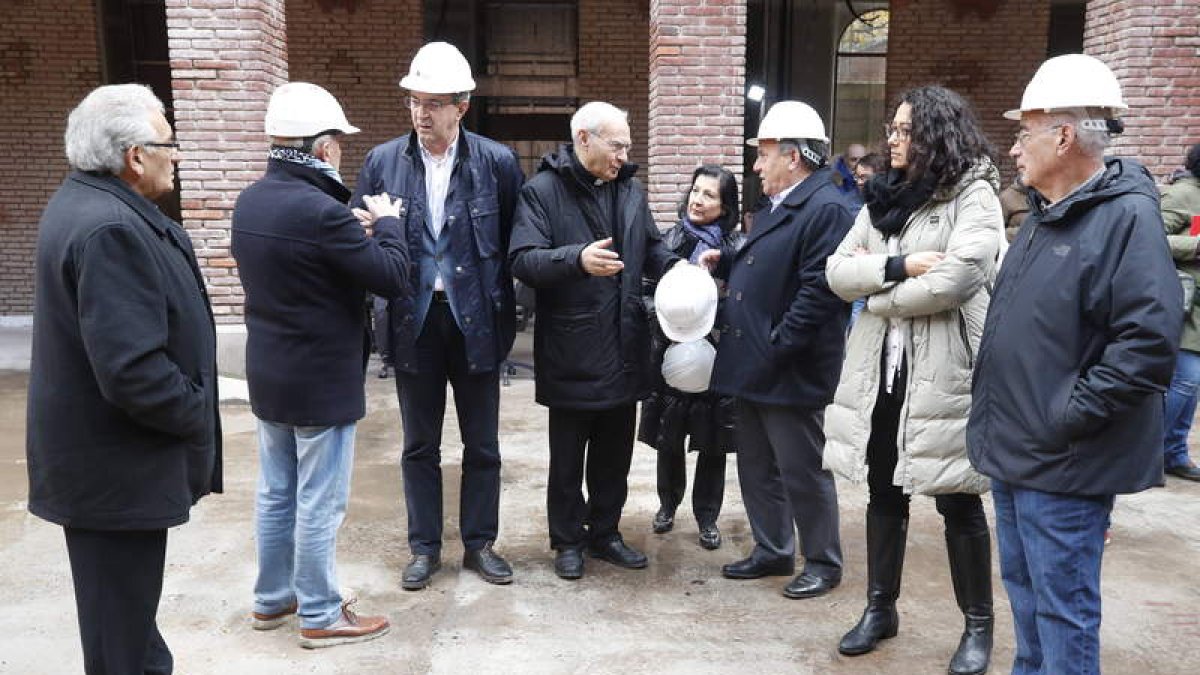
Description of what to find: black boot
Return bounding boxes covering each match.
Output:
[839,512,908,656]
[946,530,993,675]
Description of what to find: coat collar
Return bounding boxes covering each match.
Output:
[746,166,834,245]
[265,158,351,203]
[404,126,474,164]
[69,170,174,236]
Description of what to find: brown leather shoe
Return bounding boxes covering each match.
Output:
[298,600,390,649]
[1166,461,1200,482]
[251,602,297,630]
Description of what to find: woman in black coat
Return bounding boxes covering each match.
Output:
[639,165,742,550]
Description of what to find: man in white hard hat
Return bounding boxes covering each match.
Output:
[232,82,409,648]
[704,100,852,600]
[509,101,681,580]
[353,42,525,590]
[967,54,1181,673]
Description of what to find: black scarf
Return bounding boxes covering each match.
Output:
[864,169,939,236]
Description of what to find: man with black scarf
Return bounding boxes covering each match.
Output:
[509,101,680,580]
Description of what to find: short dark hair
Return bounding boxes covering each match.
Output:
[677,164,740,232]
[1186,143,1200,179]
[896,85,994,188]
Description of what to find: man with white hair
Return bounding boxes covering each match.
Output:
[967,54,1181,673]
[509,101,680,580]
[26,84,221,673]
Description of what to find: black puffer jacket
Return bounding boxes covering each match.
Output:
[968,158,1182,495]
[509,145,679,409]
[639,221,743,454]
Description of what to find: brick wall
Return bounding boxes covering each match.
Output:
[647,0,746,228]
[886,0,1050,179]
[285,0,423,192]
[0,0,99,314]
[167,0,289,322]
[579,0,651,170]
[1084,0,1200,181]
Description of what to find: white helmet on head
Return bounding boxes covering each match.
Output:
[748,100,829,146]
[265,82,359,137]
[400,41,476,94]
[1004,53,1127,121]
[662,339,716,394]
[655,263,718,343]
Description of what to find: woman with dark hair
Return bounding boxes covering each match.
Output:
[639,164,742,550]
[1161,142,1200,481]
[824,86,1003,675]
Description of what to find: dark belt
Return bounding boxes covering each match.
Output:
[432,289,449,303]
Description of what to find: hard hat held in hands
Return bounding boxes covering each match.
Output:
[655,263,718,343]
[400,41,476,94]
[265,82,360,137]
[662,339,717,394]
[1004,53,1127,121]
[748,100,829,147]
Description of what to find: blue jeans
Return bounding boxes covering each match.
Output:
[992,480,1113,675]
[1163,348,1200,469]
[253,420,356,630]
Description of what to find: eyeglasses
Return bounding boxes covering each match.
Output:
[406,95,456,111]
[1013,124,1065,148]
[590,132,632,155]
[883,124,912,140]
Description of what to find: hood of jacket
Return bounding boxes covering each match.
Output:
[1029,157,1158,228]
[931,157,1001,203]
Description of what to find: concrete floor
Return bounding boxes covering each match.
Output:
[1,346,1199,674]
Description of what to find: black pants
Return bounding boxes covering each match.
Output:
[547,404,637,550]
[64,527,172,675]
[866,361,987,535]
[396,301,502,555]
[371,295,392,366]
[657,450,726,526]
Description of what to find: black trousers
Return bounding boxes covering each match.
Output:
[866,359,987,536]
[656,450,726,526]
[63,527,172,675]
[396,301,502,555]
[547,404,637,550]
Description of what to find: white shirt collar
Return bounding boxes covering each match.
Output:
[418,134,459,166]
[769,176,806,211]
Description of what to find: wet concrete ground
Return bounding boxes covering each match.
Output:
[1,351,1198,674]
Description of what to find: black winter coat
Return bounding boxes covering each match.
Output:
[968,158,1182,495]
[27,172,222,531]
[232,160,411,426]
[509,145,680,409]
[353,130,523,374]
[710,167,854,407]
[639,220,743,455]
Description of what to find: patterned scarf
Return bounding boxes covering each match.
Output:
[268,146,343,185]
[681,216,723,264]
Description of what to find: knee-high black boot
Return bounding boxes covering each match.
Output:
[946,530,993,675]
[839,512,908,656]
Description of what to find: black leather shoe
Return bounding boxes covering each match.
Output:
[1166,461,1200,482]
[554,547,584,580]
[652,507,676,534]
[402,553,441,590]
[698,523,721,550]
[463,542,513,585]
[721,555,794,579]
[589,538,649,569]
[782,571,840,599]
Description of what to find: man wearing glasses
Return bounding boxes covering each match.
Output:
[353,41,524,590]
[27,84,220,673]
[509,101,680,580]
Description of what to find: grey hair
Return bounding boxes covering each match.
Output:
[272,133,338,154]
[65,84,164,174]
[778,139,828,172]
[1052,107,1112,157]
[571,101,628,138]
[452,92,471,104]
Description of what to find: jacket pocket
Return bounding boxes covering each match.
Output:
[469,196,501,258]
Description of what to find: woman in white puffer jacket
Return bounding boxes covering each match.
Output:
[824,85,1003,675]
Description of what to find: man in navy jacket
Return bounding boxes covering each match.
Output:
[232,83,409,649]
[352,42,525,589]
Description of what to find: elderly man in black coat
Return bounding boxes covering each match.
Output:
[707,101,853,600]
[509,101,680,580]
[26,84,221,674]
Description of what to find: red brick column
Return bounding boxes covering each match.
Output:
[0,0,100,314]
[647,0,746,229]
[1084,0,1200,181]
[167,0,288,322]
[580,0,651,169]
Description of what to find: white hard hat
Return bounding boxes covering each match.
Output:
[748,101,829,146]
[1004,53,1127,121]
[655,263,718,343]
[265,82,359,137]
[662,339,716,394]
[400,41,476,94]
